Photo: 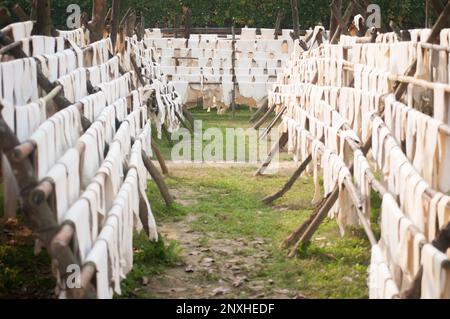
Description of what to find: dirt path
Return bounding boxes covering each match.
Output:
[140,164,304,299]
[143,215,300,299]
[127,164,370,299]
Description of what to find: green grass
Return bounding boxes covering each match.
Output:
[119,233,182,298]
[0,222,54,299]
[161,166,372,298]
[124,109,377,299]
[152,106,291,162]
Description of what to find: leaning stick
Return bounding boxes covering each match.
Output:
[263,154,312,204]
[151,140,169,175]
[254,132,288,176]
[253,103,276,130]
[259,105,287,140]
[249,97,269,124]
[141,150,174,206]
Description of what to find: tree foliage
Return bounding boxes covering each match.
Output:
[1,0,430,31]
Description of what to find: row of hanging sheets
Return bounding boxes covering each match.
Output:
[144,27,296,41]
[267,28,450,299]
[142,29,293,110]
[123,36,186,139]
[0,22,158,299]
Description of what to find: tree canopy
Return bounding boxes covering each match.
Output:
[1,0,431,31]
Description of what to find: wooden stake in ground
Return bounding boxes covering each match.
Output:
[182,107,195,128]
[253,103,276,129]
[288,187,339,257]
[151,140,169,175]
[260,105,287,140]
[263,154,312,204]
[282,190,334,249]
[141,150,174,206]
[249,97,269,124]
[283,138,372,256]
[329,0,341,40]
[254,132,288,176]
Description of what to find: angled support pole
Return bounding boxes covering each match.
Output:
[255,131,288,176]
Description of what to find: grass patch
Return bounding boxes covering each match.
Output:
[0,221,54,299]
[119,233,182,298]
[141,164,372,298]
[152,107,291,162]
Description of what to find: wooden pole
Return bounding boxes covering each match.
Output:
[182,108,195,128]
[125,11,137,37]
[151,140,169,175]
[11,4,29,22]
[253,103,275,129]
[331,0,355,44]
[254,132,288,176]
[231,22,236,119]
[274,12,284,40]
[89,0,108,42]
[141,150,174,206]
[0,7,12,27]
[394,1,450,100]
[184,8,192,41]
[290,0,300,40]
[288,187,339,257]
[33,0,53,36]
[329,0,341,40]
[110,0,120,52]
[259,105,287,140]
[136,11,145,41]
[282,188,335,249]
[249,97,269,123]
[263,155,312,204]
